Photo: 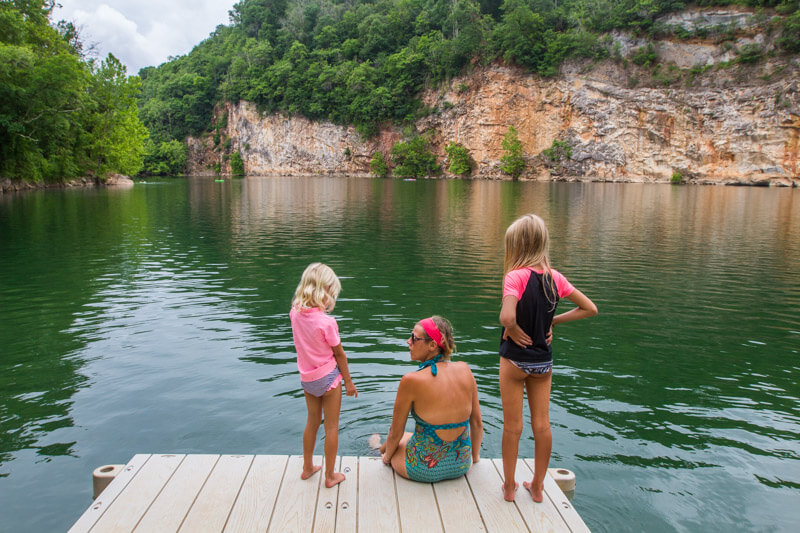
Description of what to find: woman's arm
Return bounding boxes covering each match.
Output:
[500,295,532,347]
[332,344,358,397]
[381,375,414,464]
[552,288,598,326]
[468,373,483,463]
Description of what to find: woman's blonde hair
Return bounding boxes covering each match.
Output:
[503,214,557,308]
[420,315,456,359]
[292,263,341,312]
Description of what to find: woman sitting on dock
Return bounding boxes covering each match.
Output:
[379,316,483,482]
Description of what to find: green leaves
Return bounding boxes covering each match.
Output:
[1,2,148,181]
[500,125,525,178]
[391,135,440,177]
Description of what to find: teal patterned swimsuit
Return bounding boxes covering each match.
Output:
[405,408,472,482]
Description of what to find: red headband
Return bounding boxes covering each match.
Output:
[420,317,445,349]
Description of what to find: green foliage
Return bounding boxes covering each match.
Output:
[542,139,572,162]
[445,142,473,175]
[230,150,244,175]
[671,171,683,183]
[142,139,188,175]
[500,125,525,178]
[631,43,658,68]
[778,11,800,52]
[133,0,797,148]
[370,151,389,177]
[737,43,765,63]
[391,136,440,177]
[0,1,148,181]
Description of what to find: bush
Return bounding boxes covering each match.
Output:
[542,139,572,162]
[391,137,440,178]
[631,43,658,68]
[445,142,473,176]
[370,151,389,177]
[737,44,764,64]
[671,171,682,184]
[500,126,525,178]
[230,150,244,175]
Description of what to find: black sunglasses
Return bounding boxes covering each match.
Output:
[410,332,427,343]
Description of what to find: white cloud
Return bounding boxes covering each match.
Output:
[54,1,237,74]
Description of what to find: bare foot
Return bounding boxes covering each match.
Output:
[325,472,346,488]
[502,481,518,502]
[301,465,321,480]
[523,480,544,503]
[368,433,382,450]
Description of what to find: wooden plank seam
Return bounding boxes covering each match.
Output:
[263,454,291,532]
[308,455,324,533]
[429,479,446,533]
[490,459,532,533]
[78,454,152,533]
[175,454,222,532]
[129,454,188,532]
[220,455,257,532]
[462,466,490,532]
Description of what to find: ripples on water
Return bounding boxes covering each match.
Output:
[1,178,799,532]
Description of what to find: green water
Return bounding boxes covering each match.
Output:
[1,177,798,532]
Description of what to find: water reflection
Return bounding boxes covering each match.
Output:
[0,178,798,532]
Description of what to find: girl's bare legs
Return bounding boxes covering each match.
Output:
[389,432,412,479]
[522,372,552,503]
[302,392,323,479]
[500,357,527,501]
[321,385,345,487]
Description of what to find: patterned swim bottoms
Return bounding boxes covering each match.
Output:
[508,359,553,375]
[301,367,342,397]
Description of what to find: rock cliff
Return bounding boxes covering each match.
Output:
[187,9,800,185]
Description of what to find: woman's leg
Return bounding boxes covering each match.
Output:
[522,372,552,502]
[321,385,345,487]
[500,357,527,501]
[302,392,323,479]
[390,432,412,479]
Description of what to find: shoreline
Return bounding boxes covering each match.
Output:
[2,173,797,193]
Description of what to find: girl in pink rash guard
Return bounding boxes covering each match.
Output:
[499,214,598,503]
[290,262,357,488]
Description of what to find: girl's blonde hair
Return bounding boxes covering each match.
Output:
[503,214,557,308]
[292,262,341,312]
[420,315,456,359]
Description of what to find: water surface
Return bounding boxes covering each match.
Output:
[1,177,798,532]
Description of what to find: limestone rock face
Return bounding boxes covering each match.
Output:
[193,63,797,184]
[186,9,799,185]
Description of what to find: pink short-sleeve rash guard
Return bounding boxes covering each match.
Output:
[503,268,574,301]
[290,307,341,382]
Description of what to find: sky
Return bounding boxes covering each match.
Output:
[53,1,238,74]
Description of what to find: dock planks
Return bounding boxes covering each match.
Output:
[69,454,589,532]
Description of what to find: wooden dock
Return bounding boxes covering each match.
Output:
[69,454,590,532]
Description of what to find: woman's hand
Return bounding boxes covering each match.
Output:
[345,380,358,397]
[381,452,391,465]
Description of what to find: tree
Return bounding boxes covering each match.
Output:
[500,125,525,178]
[370,151,389,177]
[85,54,147,177]
[230,150,244,175]
[445,142,473,175]
[391,136,440,178]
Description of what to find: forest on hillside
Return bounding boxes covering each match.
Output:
[138,0,799,155]
[0,0,147,182]
[2,0,798,181]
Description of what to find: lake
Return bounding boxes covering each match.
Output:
[1,176,798,532]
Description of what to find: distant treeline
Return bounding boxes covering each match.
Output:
[139,0,799,147]
[1,0,147,182]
